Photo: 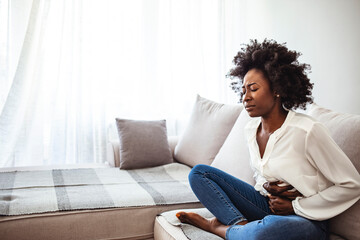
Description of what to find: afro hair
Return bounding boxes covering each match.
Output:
[227,39,314,110]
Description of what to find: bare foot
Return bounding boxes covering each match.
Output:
[176,211,229,238]
[176,212,211,230]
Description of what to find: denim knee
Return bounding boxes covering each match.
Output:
[188,164,210,182]
[190,164,210,174]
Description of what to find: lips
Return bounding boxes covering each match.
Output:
[245,105,256,111]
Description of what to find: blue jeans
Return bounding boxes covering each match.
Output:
[189,164,328,240]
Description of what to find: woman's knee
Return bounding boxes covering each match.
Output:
[187,164,214,197]
[189,164,211,181]
[191,164,211,173]
[188,164,219,190]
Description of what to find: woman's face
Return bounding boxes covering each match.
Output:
[242,68,278,118]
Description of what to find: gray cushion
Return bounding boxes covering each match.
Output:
[308,103,360,240]
[115,119,173,169]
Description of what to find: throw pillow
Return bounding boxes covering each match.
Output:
[307,103,360,240]
[174,95,243,167]
[115,119,173,169]
[211,109,256,185]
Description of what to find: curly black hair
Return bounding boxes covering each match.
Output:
[227,39,313,110]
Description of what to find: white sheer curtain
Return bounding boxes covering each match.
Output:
[0,0,247,167]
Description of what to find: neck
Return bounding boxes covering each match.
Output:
[260,107,288,134]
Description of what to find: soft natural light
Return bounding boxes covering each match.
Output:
[0,0,245,167]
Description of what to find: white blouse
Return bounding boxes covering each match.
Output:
[245,110,360,221]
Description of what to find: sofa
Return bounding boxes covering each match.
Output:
[153,96,360,240]
[0,95,359,240]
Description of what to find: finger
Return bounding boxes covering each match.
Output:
[271,196,289,206]
[268,198,276,207]
[292,190,303,197]
[268,181,281,186]
[263,182,276,192]
[277,185,294,192]
[280,190,303,199]
[268,195,277,200]
[268,196,281,208]
[269,206,275,214]
[267,182,293,194]
[263,182,270,191]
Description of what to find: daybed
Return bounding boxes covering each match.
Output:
[0,146,202,240]
[1,95,359,240]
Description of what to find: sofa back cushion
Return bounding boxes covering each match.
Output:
[308,103,360,240]
[211,109,255,185]
[174,95,242,167]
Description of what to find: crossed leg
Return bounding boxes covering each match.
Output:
[175,164,266,238]
[176,165,327,240]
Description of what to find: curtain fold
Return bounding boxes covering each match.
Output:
[0,0,246,167]
[0,0,51,167]
[0,0,10,109]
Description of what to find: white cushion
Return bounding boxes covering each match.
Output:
[307,103,360,240]
[211,110,255,185]
[174,95,242,167]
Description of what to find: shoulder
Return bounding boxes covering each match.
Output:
[289,111,331,137]
[289,111,320,130]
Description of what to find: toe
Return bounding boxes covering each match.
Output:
[176,211,187,223]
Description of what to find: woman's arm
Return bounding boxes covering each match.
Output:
[293,123,360,220]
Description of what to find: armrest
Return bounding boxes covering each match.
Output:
[106,140,120,167]
[167,136,179,159]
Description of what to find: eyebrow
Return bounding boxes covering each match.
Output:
[241,82,257,88]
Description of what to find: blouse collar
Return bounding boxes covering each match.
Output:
[245,110,296,163]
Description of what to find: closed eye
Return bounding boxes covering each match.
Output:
[242,87,258,95]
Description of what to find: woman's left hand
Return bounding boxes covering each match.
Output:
[268,195,295,215]
[263,181,302,200]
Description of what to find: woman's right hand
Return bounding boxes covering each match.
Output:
[263,181,302,200]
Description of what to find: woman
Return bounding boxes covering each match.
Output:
[176,39,360,239]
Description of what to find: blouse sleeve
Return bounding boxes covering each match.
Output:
[292,122,360,220]
[253,170,268,196]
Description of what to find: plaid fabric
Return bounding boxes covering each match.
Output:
[0,163,198,216]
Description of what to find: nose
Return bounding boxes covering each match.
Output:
[243,90,251,103]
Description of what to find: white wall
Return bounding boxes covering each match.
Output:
[242,0,360,114]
